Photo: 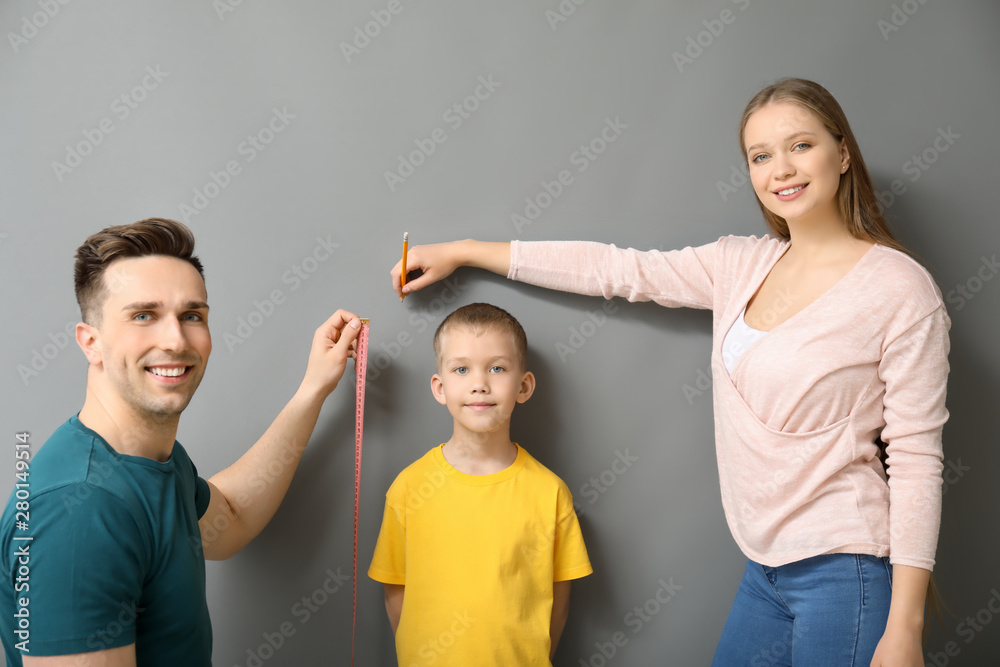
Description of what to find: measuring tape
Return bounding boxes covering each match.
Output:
[352,318,369,667]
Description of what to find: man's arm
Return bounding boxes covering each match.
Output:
[23,644,135,666]
[550,580,571,660]
[384,584,404,634]
[198,310,362,560]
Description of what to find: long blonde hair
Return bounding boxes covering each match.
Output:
[739,78,910,256]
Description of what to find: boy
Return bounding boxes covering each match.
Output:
[368,302,592,666]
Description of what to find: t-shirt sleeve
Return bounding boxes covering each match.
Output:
[17,486,146,655]
[879,305,950,570]
[189,459,211,520]
[368,485,407,585]
[509,240,719,310]
[552,483,592,582]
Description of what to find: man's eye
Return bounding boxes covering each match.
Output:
[133,313,151,322]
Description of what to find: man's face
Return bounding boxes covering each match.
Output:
[86,255,212,421]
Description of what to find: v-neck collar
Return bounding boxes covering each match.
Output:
[720,242,881,381]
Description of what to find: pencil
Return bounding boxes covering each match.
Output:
[400,232,409,301]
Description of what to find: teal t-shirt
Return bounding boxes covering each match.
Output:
[0,415,212,665]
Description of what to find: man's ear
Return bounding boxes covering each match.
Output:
[515,371,536,404]
[76,322,103,367]
[430,373,447,406]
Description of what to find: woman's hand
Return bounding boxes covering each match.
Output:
[870,625,923,666]
[390,239,511,299]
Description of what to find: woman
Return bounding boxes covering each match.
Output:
[390,79,948,666]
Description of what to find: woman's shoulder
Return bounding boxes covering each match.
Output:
[867,244,944,305]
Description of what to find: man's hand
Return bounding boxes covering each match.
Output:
[299,310,363,398]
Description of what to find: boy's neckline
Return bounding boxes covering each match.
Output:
[433,443,527,484]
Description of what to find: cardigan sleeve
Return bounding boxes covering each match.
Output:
[508,240,719,310]
[879,305,950,570]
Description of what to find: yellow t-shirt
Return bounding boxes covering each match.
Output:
[368,444,592,667]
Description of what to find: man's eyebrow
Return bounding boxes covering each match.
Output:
[121,300,210,311]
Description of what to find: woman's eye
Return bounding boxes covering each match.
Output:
[751,153,768,164]
[793,142,811,151]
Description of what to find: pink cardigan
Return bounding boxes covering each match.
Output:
[509,235,950,569]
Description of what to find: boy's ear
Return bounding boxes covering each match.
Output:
[76,322,103,367]
[515,371,536,404]
[430,373,448,406]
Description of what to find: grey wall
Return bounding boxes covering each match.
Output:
[2,1,998,665]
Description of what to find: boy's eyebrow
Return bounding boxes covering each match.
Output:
[442,355,514,366]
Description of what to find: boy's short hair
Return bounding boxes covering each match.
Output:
[433,303,528,371]
[74,218,204,325]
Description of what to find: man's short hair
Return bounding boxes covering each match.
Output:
[433,303,528,371]
[74,218,204,325]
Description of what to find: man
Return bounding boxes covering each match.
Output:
[0,218,361,666]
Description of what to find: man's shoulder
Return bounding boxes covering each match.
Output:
[18,417,101,493]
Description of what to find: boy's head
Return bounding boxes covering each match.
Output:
[431,303,535,438]
[433,303,528,372]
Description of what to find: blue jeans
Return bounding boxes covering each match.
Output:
[712,554,893,666]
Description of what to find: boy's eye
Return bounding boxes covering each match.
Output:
[490,365,504,373]
[454,367,468,375]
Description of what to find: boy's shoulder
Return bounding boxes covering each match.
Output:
[515,445,572,491]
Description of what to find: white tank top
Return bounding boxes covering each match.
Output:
[722,306,767,375]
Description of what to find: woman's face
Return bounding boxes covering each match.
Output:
[743,102,849,228]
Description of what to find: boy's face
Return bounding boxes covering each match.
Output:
[431,326,534,438]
